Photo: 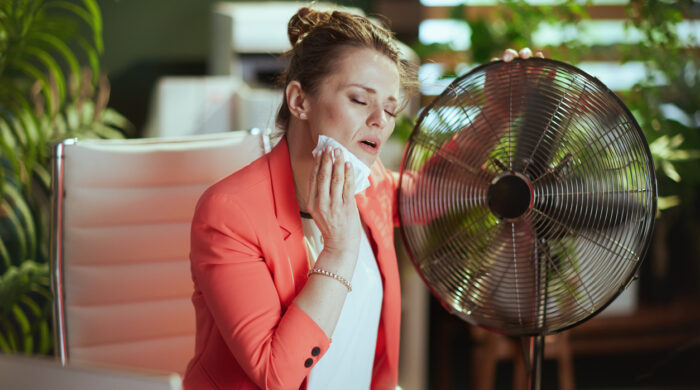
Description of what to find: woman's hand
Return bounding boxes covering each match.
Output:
[492,47,544,62]
[306,146,362,262]
[295,146,363,336]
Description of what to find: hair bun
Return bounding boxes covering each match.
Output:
[287,7,332,47]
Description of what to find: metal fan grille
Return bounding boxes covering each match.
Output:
[399,58,656,336]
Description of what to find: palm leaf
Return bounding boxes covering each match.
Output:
[3,185,36,262]
[76,36,99,82]
[0,261,51,354]
[12,304,33,353]
[44,1,99,46]
[23,45,66,104]
[0,199,28,265]
[6,57,56,114]
[0,237,11,271]
[0,0,116,358]
[31,32,81,95]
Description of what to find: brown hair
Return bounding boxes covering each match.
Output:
[275,6,417,130]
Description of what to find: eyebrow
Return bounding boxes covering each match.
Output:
[347,83,398,103]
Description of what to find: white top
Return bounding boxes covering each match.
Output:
[301,217,383,390]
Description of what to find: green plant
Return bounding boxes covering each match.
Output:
[0,0,130,355]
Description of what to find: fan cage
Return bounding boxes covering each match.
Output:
[398,58,657,336]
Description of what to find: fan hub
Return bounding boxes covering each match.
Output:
[487,172,533,220]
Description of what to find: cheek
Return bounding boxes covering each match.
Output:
[382,122,396,142]
[317,101,361,133]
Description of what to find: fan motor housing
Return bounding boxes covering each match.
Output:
[487,171,533,220]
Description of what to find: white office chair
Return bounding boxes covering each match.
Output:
[50,129,272,375]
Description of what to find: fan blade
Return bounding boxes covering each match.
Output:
[511,69,564,176]
[474,219,541,329]
[533,176,650,232]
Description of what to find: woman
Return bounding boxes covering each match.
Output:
[183,6,538,390]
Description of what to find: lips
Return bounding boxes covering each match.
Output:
[358,137,381,154]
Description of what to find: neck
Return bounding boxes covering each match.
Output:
[286,119,315,214]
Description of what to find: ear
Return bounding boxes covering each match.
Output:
[285,81,310,120]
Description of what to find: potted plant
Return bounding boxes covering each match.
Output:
[0,0,130,355]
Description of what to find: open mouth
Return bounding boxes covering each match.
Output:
[361,140,377,148]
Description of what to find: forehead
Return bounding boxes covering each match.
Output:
[324,47,400,97]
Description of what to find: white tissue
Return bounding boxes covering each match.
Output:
[312,135,371,194]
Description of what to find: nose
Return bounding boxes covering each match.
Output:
[367,105,388,128]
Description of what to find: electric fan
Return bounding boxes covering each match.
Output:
[398,58,657,389]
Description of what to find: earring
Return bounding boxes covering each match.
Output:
[300,112,307,120]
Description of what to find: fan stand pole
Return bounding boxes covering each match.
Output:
[527,335,545,390]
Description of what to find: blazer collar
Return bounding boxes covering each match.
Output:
[267,136,303,238]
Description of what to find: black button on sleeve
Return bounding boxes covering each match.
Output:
[311,347,321,356]
[304,358,313,368]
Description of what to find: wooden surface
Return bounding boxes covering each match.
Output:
[568,299,700,356]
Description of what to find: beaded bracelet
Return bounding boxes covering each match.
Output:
[307,268,352,292]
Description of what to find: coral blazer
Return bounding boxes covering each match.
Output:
[183,137,401,390]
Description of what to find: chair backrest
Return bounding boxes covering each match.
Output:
[50,130,272,375]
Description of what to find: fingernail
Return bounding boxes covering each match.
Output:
[520,47,532,58]
[334,148,341,158]
[326,146,332,154]
[503,52,514,62]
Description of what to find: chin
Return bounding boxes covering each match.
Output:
[360,156,377,168]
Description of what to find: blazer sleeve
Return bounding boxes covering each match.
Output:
[190,192,331,390]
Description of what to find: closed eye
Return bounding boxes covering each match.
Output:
[384,110,397,118]
[351,98,367,105]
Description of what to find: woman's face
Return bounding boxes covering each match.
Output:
[305,47,401,167]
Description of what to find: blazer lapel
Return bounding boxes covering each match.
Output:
[267,137,309,303]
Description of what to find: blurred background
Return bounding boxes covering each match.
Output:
[1,0,699,389]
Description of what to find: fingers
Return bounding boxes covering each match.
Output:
[502,48,518,62]
[307,148,322,214]
[518,47,532,59]
[501,47,544,62]
[315,146,333,210]
[342,162,355,203]
[312,147,354,213]
[329,148,345,206]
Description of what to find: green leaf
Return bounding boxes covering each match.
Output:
[0,199,28,265]
[76,36,100,82]
[3,185,36,261]
[100,108,132,133]
[0,118,21,175]
[37,319,50,354]
[91,122,124,139]
[7,58,56,114]
[80,0,103,53]
[657,195,680,210]
[44,2,95,34]
[20,293,41,316]
[0,330,12,353]
[79,99,94,126]
[0,238,11,272]
[23,45,66,105]
[12,304,33,354]
[64,104,80,131]
[661,160,681,182]
[33,32,81,96]
[32,163,51,191]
